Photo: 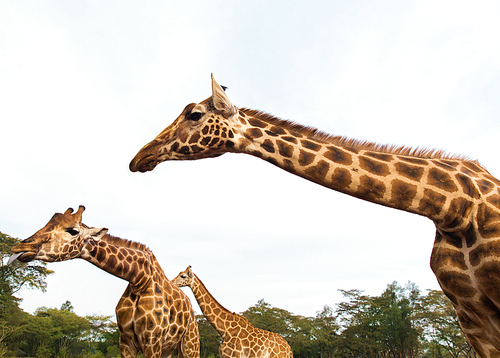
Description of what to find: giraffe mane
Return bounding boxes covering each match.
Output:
[240,108,481,166]
[100,233,151,253]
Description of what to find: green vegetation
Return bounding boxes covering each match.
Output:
[1,231,476,357]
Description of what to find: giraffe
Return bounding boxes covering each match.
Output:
[129,74,500,357]
[9,206,200,358]
[172,266,293,358]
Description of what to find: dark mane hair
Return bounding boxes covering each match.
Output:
[240,108,479,165]
[101,234,151,253]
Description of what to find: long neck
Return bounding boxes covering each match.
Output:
[189,274,239,337]
[233,109,488,229]
[81,235,152,292]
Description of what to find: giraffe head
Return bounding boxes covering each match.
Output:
[172,266,194,288]
[9,206,108,264]
[129,74,239,173]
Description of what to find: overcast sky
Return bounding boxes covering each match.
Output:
[1,1,500,319]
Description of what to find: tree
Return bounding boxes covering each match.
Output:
[84,313,118,355]
[196,314,220,358]
[0,231,53,356]
[0,231,54,297]
[313,305,338,358]
[335,282,424,358]
[242,299,294,338]
[242,300,322,358]
[13,305,91,357]
[421,290,476,358]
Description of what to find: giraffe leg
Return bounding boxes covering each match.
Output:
[118,330,139,358]
[119,343,138,358]
[178,315,200,358]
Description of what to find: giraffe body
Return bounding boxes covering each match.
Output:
[172,266,293,358]
[9,206,200,358]
[130,75,500,357]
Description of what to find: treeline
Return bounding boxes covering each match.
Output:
[1,231,476,358]
[234,284,477,358]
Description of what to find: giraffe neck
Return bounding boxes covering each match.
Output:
[81,234,153,292]
[233,108,486,229]
[189,274,238,338]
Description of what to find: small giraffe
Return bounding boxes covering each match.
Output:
[9,206,200,358]
[130,75,500,357]
[172,266,293,358]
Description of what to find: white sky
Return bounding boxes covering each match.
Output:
[1,1,500,319]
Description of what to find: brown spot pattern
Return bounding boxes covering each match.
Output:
[331,168,352,190]
[437,271,477,298]
[399,157,429,165]
[427,168,458,192]
[470,242,500,266]
[261,140,275,153]
[246,128,263,138]
[365,152,393,161]
[359,156,390,176]
[276,140,294,158]
[431,246,468,271]
[418,189,447,217]
[478,179,495,195]
[269,125,286,135]
[248,118,267,128]
[282,136,298,144]
[298,150,316,166]
[324,146,352,165]
[357,176,386,202]
[390,179,417,210]
[476,203,500,238]
[304,160,330,183]
[301,139,321,151]
[455,173,480,198]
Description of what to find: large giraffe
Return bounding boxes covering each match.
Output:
[129,75,500,357]
[9,206,200,358]
[172,266,293,358]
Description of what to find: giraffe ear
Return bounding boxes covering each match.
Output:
[88,227,108,240]
[211,74,236,118]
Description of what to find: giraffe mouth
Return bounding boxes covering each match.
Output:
[7,251,36,264]
[129,154,158,173]
[9,240,40,264]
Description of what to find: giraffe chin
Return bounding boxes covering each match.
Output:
[7,251,36,265]
[129,155,158,173]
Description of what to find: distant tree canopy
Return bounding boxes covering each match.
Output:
[0,230,476,357]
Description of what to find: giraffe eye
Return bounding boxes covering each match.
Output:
[66,228,79,236]
[187,111,204,121]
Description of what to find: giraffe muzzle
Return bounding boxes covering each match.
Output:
[129,153,158,173]
[9,238,40,264]
[7,251,36,264]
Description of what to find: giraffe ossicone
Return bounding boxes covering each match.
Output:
[10,206,200,358]
[130,75,500,358]
[172,266,293,358]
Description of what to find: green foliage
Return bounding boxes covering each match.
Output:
[240,283,474,358]
[197,314,221,357]
[243,299,295,337]
[0,231,54,296]
[335,282,424,358]
[420,290,477,358]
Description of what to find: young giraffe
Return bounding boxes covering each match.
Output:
[129,75,500,357]
[9,206,200,358]
[172,266,293,358]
